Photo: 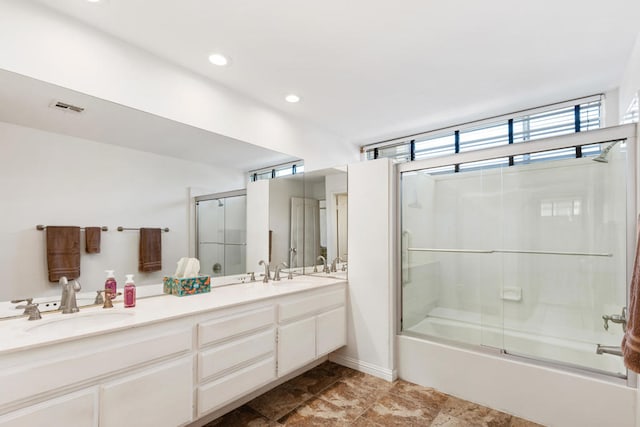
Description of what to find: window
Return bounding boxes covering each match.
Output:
[364,95,602,168]
[365,144,410,162]
[512,107,575,142]
[414,133,455,160]
[248,160,304,182]
[459,123,509,152]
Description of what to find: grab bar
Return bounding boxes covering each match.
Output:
[407,248,612,257]
[407,248,493,254]
[499,249,612,257]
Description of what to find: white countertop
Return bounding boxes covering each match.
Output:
[0,275,346,355]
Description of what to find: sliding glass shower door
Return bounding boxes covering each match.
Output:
[401,138,630,378]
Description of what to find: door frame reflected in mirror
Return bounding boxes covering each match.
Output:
[195,189,247,282]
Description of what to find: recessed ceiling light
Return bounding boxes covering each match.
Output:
[86,0,101,3]
[208,53,229,66]
[285,94,300,103]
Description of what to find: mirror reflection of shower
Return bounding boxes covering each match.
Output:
[196,191,247,277]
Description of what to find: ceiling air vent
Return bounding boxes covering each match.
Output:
[49,100,85,114]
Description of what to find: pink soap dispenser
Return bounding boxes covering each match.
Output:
[123,274,136,308]
[104,270,117,297]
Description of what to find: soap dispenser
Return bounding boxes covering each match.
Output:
[104,270,117,298]
[123,274,136,308]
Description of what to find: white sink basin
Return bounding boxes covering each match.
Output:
[26,311,134,334]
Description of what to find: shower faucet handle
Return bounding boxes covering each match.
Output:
[603,307,627,332]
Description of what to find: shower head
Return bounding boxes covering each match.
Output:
[217,199,224,207]
[593,140,622,163]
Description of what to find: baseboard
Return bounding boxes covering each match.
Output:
[329,353,397,382]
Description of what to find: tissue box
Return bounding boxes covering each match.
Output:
[163,276,211,297]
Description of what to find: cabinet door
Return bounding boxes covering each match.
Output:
[0,388,97,427]
[317,306,346,356]
[277,317,316,376]
[100,356,193,427]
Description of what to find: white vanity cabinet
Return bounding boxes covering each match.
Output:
[100,356,193,427]
[196,305,276,417]
[0,318,194,427]
[277,287,347,376]
[0,388,98,427]
[0,280,347,426]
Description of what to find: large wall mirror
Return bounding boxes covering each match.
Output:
[0,69,296,303]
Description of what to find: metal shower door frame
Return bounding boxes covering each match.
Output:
[395,123,638,386]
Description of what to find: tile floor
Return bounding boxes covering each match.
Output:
[206,361,544,426]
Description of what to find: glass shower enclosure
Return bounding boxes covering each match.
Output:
[196,191,247,277]
[400,129,636,379]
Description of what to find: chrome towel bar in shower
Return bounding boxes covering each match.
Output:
[407,247,613,257]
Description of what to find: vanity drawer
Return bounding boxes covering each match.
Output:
[197,357,275,416]
[198,306,274,347]
[279,289,345,322]
[198,328,275,381]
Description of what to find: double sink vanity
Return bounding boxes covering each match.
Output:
[0,276,347,427]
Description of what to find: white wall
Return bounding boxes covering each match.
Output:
[0,121,243,300]
[620,32,640,120]
[0,0,357,171]
[330,159,396,381]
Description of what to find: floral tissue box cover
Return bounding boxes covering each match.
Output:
[163,276,211,297]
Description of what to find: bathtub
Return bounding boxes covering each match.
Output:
[398,308,635,426]
[405,306,626,377]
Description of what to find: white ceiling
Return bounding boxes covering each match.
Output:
[0,69,295,171]
[27,1,640,145]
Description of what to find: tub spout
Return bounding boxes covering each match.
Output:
[596,344,622,357]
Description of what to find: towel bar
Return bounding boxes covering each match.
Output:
[117,227,170,232]
[37,225,108,231]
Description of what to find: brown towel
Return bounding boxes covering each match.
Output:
[85,227,101,254]
[139,228,162,272]
[46,226,81,282]
[623,217,640,373]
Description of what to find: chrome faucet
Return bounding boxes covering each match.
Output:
[603,307,627,332]
[59,277,81,314]
[274,262,288,281]
[13,298,41,320]
[596,344,622,357]
[330,256,344,272]
[258,260,270,283]
[314,256,329,273]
